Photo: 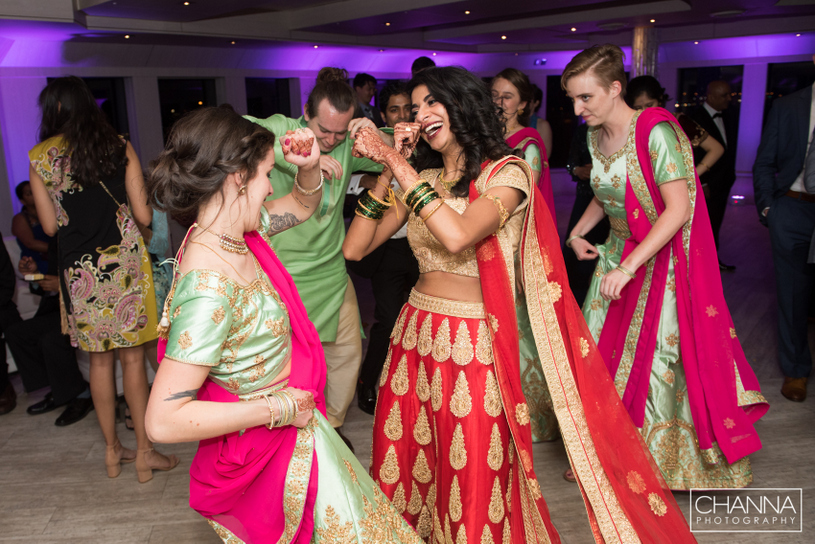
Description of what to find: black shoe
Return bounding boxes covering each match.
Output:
[0,383,17,415]
[356,382,377,416]
[27,393,57,415]
[335,427,355,454]
[719,260,736,272]
[55,397,94,426]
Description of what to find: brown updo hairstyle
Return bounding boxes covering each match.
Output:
[147,105,275,226]
[561,44,627,97]
[494,68,534,127]
[304,67,356,118]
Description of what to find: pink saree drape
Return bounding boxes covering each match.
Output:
[158,230,327,543]
[597,107,768,464]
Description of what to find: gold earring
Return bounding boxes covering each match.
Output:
[238,185,247,195]
[518,108,524,116]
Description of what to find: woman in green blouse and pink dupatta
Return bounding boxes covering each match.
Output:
[563,45,768,490]
[144,106,421,544]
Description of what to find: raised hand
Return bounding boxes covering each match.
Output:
[281,128,319,170]
[393,122,421,159]
[351,127,393,164]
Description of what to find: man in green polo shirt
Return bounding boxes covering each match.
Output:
[246,68,392,451]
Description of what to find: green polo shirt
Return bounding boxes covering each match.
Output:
[245,114,386,341]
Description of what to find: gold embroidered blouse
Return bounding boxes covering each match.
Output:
[399,163,530,278]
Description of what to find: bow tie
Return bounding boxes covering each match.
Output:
[711,112,723,119]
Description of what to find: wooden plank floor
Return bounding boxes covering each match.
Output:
[1,171,811,543]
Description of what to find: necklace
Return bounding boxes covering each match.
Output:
[189,241,254,285]
[439,169,462,192]
[195,223,248,255]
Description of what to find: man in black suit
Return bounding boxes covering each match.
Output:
[688,80,738,271]
[353,73,384,128]
[753,72,815,402]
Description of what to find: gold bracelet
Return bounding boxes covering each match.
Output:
[421,200,444,223]
[263,395,276,430]
[565,234,584,248]
[367,190,392,208]
[403,179,426,202]
[616,265,636,279]
[293,169,325,196]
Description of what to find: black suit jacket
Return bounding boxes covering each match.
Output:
[687,104,738,190]
[753,85,813,224]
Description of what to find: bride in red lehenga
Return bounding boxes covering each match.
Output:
[343,65,696,543]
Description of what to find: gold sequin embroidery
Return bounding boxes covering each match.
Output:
[487,423,504,471]
[380,349,392,387]
[450,422,468,470]
[416,360,431,402]
[177,331,193,350]
[211,306,225,324]
[380,445,400,485]
[648,492,668,516]
[450,371,473,418]
[456,525,468,544]
[431,367,443,412]
[515,403,530,425]
[402,310,419,351]
[392,482,407,513]
[418,314,433,356]
[484,370,503,417]
[418,505,432,539]
[432,318,452,362]
[488,476,505,524]
[452,321,474,366]
[265,316,287,337]
[449,475,463,522]
[391,355,409,396]
[481,525,495,544]
[627,471,646,494]
[548,281,562,303]
[413,449,432,484]
[392,308,408,344]
[414,406,432,446]
[407,480,423,515]
[475,320,492,364]
[579,337,590,358]
[384,401,404,441]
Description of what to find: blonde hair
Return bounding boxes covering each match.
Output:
[561,44,627,96]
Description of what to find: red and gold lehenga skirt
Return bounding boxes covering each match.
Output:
[372,290,514,544]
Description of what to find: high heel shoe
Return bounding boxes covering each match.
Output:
[105,440,136,478]
[135,448,180,483]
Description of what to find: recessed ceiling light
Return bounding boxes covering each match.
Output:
[694,41,699,44]
[231,41,235,44]
[124,34,130,39]
[571,27,577,32]
[183,1,190,5]
[313,45,319,48]
[198,101,203,105]
[796,33,801,37]
[385,22,391,26]
[432,52,437,56]
[464,10,470,15]
[379,49,384,52]
[501,35,507,40]
[650,19,655,23]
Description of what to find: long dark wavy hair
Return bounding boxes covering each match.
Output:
[37,76,127,188]
[407,66,512,198]
[146,106,276,226]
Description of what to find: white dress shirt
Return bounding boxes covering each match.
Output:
[347,174,407,239]
[703,101,727,147]
[788,84,815,194]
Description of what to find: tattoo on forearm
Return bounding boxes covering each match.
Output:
[267,212,301,234]
[164,388,199,402]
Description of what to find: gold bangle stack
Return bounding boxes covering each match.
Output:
[616,265,637,279]
[421,200,444,223]
[404,180,440,216]
[264,390,298,429]
[294,169,325,196]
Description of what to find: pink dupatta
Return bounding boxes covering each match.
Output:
[597,107,768,464]
[158,230,327,543]
[506,127,556,222]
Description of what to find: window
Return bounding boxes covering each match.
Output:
[158,78,217,142]
[245,78,292,119]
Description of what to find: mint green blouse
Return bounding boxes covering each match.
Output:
[164,208,292,396]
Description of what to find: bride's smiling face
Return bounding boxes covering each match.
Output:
[411,84,461,156]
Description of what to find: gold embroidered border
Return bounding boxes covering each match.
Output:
[207,519,245,544]
[623,109,657,225]
[732,360,768,407]
[276,417,317,544]
[522,204,638,544]
[608,216,632,240]
[614,259,655,398]
[408,289,485,319]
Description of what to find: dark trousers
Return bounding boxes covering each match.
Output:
[563,182,610,307]
[0,302,22,391]
[358,238,420,388]
[707,181,734,249]
[769,195,815,378]
[5,297,85,405]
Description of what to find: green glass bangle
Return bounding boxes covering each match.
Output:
[356,201,384,220]
[413,192,440,216]
[407,186,435,210]
[405,181,434,208]
[359,193,388,213]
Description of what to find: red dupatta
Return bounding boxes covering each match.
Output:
[597,107,767,464]
[158,230,327,544]
[506,127,557,222]
[472,156,695,543]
